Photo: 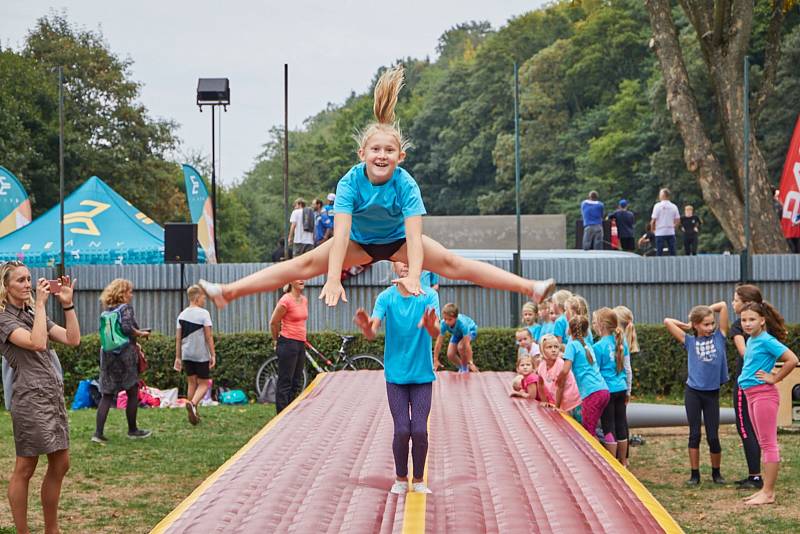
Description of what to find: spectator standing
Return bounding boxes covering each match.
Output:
[608,199,635,252]
[581,191,605,250]
[269,279,309,413]
[313,198,333,246]
[650,188,680,256]
[680,205,702,256]
[288,198,315,257]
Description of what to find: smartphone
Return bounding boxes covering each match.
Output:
[47,279,62,294]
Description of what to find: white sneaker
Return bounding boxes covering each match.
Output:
[531,278,556,303]
[412,482,432,494]
[198,279,228,309]
[390,481,409,494]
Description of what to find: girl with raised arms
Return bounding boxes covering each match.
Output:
[198,66,554,308]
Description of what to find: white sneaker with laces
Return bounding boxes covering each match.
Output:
[198,279,228,308]
[532,278,556,303]
[412,482,432,494]
[390,481,409,494]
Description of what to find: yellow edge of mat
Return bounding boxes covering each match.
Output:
[401,413,431,534]
[559,412,684,534]
[150,373,328,534]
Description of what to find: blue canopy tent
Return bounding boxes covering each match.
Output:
[0,176,202,266]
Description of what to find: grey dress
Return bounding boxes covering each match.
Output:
[99,304,140,395]
[0,303,69,457]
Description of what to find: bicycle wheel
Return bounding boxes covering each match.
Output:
[343,354,384,371]
[255,356,279,398]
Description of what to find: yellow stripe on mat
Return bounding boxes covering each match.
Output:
[559,413,684,534]
[401,415,430,534]
[150,373,327,534]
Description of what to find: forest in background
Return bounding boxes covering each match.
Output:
[1,1,799,261]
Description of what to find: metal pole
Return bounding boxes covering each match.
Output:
[58,66,65,276]
[211,107,218,261]
[283,63,290,260]
[742,56,751,282]
[512,63,522,325]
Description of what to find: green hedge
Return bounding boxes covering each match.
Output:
[2,325,798,401]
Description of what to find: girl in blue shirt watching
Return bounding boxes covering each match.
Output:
[664,302,729,486]
[199,66,555,309]
[550,290,573,344]
[737,302,797,506]
[592,307,630,466]
[558,315,609,437]
[353,261,440,495]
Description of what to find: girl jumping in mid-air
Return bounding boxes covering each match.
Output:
[198,66,554,308]
[737,301,798,505]
[664,302,729,486]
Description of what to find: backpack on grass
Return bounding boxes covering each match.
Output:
[99,305,130,352]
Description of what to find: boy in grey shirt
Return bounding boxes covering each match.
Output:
[174,285,216,425]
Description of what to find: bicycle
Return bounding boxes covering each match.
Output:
[255,335,383,397]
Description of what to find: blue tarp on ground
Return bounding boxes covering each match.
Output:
[0,176,173,266]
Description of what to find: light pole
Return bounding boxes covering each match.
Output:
[197,78,230,261]
[58,66,65,275]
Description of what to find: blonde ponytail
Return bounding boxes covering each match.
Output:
[355,65,411,152]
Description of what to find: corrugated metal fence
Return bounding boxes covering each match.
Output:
[31,254,800,335]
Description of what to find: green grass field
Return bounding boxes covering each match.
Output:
[1,404,798,533]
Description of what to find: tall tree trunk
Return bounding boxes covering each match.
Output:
[646,0,789,253]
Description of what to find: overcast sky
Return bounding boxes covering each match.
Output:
[2,0,547,185]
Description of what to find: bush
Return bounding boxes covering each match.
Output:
[1,325,797,401]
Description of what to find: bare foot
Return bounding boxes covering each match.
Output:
[468,361,479,373]
[744,492,775,506]
[530,278,556,303]
[742,490,763,502]
[198,279,229,309]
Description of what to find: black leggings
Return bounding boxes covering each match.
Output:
[600,390,628,442]
[684,386,721,453]
[276,336,306,413]
[95,384,140,436]
[386,382,432,480]
[734,384,761,474]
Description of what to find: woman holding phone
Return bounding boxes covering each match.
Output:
[0,261,80,534]
[92,278,152,443]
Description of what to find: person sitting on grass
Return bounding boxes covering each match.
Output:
[664,302,730,486]
[354,260,440,495]
[433,303,478,373]
[173,285,216,426]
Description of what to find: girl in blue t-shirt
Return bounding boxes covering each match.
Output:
[550,290,572,343]
[198,66,554,309]
[592,307,630,466]
[353,261,440,495]
[664,302,729,486]
[737,302,798,506]
[521,302,541,343]
[558,315,609,436]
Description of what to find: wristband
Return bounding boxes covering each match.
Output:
[62,305,75,311]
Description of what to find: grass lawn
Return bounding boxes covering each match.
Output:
[0,404,275,534]
[1,403,798,533]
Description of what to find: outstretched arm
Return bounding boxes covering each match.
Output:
[663,317,688,344]
[393,215,423,296]
[321,213,353,306]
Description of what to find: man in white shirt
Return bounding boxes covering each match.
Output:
[289,198,315,257]
[650,188,680,256]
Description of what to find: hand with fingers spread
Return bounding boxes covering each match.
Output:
[320,279,347,307]
[55,276,76,307]
[353,308,376,340]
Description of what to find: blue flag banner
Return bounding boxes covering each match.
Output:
[0,166,32,238]
[182,164,217,263]
[0,176,204,266]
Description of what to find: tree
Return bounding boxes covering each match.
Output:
[644,0,795,252]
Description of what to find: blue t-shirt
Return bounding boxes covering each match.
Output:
[539,321,554,340]
[528,324,542,343]
[563,339,608,399]
[552,314,568,341]
[420,271,439,288]
[440,314,477,344]
[738,331,789,390]
[685,329,729,391]
[334,163,426,245]
[314,209,333,243]
[372,286,440,385]
[593,335,629,393]
[565,330,594,345]
[581,199,604,226]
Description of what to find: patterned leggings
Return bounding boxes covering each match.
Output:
[386,382,432,479]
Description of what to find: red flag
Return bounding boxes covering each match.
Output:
[778,114,800,239]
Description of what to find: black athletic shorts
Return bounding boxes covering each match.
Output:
[183,360,210,379]
[357,238,406,263]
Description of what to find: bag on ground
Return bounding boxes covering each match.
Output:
[258,376,277,404]
[219,389,248,405]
